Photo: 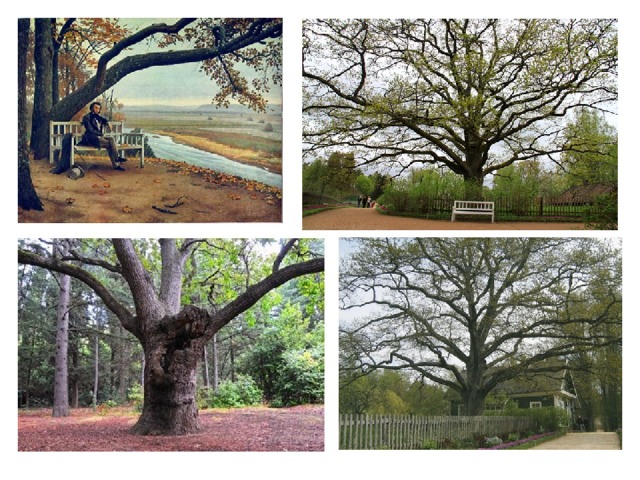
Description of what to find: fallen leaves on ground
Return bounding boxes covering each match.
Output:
[18,405,324,452]
[147,158,281,196]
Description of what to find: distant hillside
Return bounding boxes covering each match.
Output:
[123,104,282,115]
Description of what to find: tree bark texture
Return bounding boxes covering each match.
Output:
[131,307,211,435]
[52,269,70,417]
[93,335,99,409]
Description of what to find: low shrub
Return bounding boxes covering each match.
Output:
[96,399,119,415]
[584,193,617,229]
[198,375,263,409]
[479,431,561,450]
[273,347,324,407]
[127,383,144,412]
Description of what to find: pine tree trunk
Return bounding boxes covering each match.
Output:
[212,334,219,392]
[52,242,70,418]
[93,335,99,409]
[71,342,79,408]
[202,345,210,389]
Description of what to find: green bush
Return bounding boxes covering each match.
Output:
[274,346,324,406]
[507,407,570,432]
[127,383,144,412]
[507,432,520,442]
[96,399,119,415]
[377,170,466,215]
[198,375,263,409]
[421,439,439,450]
[584,193,617,229]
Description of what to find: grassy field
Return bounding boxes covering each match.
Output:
[126,109,281,150]
[125,108,282,172]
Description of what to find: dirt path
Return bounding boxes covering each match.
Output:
[303,207,585,231]
[531,432,620,450]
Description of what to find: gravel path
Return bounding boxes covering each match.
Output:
[531,432,620,450]
[303,207,585,231]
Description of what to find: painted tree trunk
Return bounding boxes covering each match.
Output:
[31,19,54,160]
[18,18,43,211]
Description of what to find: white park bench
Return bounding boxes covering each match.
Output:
[49,121,145,168]
[451,200,495,222]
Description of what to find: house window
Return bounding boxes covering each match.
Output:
[530,401,542,409]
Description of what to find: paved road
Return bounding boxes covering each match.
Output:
[303,207,585,231]
[531,432,620,450]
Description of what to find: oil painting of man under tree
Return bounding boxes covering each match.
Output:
[18,18,283,223]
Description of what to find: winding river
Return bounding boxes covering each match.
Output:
[144,132,282,189]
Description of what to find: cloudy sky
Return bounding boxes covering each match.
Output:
[112,18,283,107]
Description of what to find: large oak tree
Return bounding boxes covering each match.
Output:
[339,238,621,416]
[303,19,617,197]
[19,238,324,435]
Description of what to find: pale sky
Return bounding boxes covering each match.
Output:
[109,18,283,107]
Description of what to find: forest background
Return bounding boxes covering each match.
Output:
[5,1,640,480]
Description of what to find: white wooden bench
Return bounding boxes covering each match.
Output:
[50,121,145,168]
[451,200,495,222]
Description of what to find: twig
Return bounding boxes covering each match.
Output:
[164,196,187,208]
[152,205,178,214]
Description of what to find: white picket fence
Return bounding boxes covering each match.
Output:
[339,414,535,449]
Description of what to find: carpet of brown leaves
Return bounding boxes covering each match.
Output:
[19,157,282,223]
[18,405,323,452]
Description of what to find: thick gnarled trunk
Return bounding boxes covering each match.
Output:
[132,346,202,435]
[132,335,207,435]
[461,146,486,200]
[460,361,487,416]
[131,306,212,436]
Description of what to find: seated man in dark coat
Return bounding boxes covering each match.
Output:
[80,101,126,170]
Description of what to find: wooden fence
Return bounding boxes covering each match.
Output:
[393,196,590,220]
[303,192,604,220]
[339,414,535,450]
